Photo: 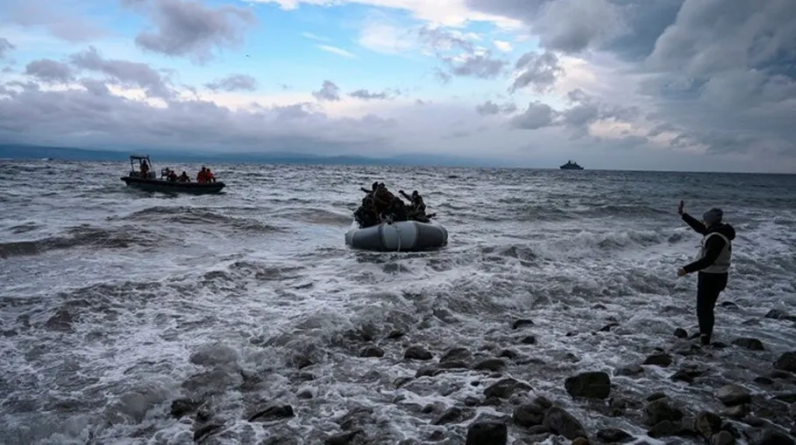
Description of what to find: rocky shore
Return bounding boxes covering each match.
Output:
[166,305,796,445]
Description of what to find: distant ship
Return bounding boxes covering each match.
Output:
[560,160,584,170]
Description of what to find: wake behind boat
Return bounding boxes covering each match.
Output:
[120,155,225,194]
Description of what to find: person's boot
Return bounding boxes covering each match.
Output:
[700,334,711,346]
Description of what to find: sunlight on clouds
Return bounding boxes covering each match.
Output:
[358,21,417,54]
[493,40,512,52]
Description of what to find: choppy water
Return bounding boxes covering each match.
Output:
[1,160,796,445]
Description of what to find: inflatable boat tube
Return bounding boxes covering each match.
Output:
[345,220,448,252]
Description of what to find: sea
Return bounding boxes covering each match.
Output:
[1,160,795,445]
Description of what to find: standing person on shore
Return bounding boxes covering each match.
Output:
[676,201,736,345]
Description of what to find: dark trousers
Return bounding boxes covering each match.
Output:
[696,272,728,343]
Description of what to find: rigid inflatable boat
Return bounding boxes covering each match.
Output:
[345,220,448,252]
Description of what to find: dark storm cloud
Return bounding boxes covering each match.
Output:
[123,0,257,63]
[0,38,14,58]
[69,47,174,98]
[0,79,388,152]
[24,59,74,83]
[312,80,340,101]
[467,0,796,158]
[205,74,258,92]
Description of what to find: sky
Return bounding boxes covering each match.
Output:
[0,0,795,172]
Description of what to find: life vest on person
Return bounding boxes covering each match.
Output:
[696,232,732,273]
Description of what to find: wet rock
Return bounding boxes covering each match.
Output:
[773,352,796,373]
[533,396,553,409]
[572,437,590,445]
[45,309,75,332]
[473,358,506,372]
[465,421,507,445]
[248,405,294,422]
[597,428,633,443]
[440,347,470,362]
[543,406,588,440]
[712,431,737,445]
[428,430,446,441]
[520,335,537,345]
[646,393,667,402]
[674,328,688,339]
[498,349,519,359]
[325,429,363,445]
[765,309,790,320]
[513,402,546,427]
[732,338,765,351]
[671,364,709,384]
[755,376,775,385]
[644,352,673,367]
[483,378,531,399]
[615,364,644,377]
[404,346,433,361]
[387,330,404,339]
[593,304,607,310]
[647,420,694,438]
[512,319,534,329]
[722,404,749,419]
[415,366,443,378]
[359,346,384,358]
[438,360,469,370]
[772,392,796,403]
[644,399,683,426]
[751,428,795,445]
[171,398,201,418]
[695,411,723,439]
[338,406,375,431]
[433,407,469,425]
[599,322,620,332]
[716,384,752,406]
[464,396,480,407]
[565,371,611,399]
[297,388,314,399]
[720,301,739,309]
[194,423,223,442]
[394,376,413,388]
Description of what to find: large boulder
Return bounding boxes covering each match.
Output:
[564,371,611,399]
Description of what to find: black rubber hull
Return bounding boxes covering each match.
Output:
[121,177,225,194]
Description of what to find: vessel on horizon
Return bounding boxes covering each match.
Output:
[560,160,584,170]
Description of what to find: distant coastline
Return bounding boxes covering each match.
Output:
[0,143,504,168]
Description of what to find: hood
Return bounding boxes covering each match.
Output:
[709,222,736,240]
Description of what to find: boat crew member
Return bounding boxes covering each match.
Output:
[676,201,736,346]
[178,171,190,182]
[197,167,208,183]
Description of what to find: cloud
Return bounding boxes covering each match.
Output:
[312,80,341,102]
[475,100,516,115]
[123,0,257,63]
[1,0,107,42]
[204,74,258,92]
[349,89,391,100]
[69,46,174,99]
[510,50,562,93]
[493,40,512,52]
[24,59,74,84]
[317,45,357,59]
[301,32,330,42]
[510,101,556,129]
[0,38,15,58]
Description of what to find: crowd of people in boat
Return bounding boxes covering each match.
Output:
[354,181,435,228]
[135,159,217,183]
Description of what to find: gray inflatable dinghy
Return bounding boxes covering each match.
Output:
[345,220,448,251]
